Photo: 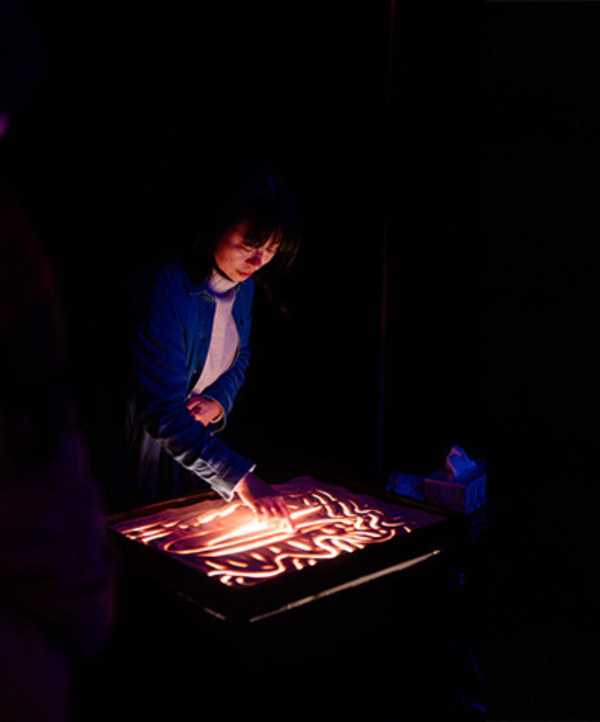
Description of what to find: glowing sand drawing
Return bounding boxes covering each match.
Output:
[112,477,441,588]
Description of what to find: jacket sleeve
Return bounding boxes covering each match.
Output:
[131,280,254,501]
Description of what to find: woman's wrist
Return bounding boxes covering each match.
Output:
[186,395,224,424]
[205,397,224,422]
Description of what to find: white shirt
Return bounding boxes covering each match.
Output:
[192,271,239,398]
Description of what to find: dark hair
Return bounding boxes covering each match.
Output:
[180,153,301,308]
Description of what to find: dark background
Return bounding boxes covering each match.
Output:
[487,3,600,721]
[0,0,490,718]
[4,1,600,718]
[0,0,482,488]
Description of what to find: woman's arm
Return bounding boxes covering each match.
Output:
[131,272,291,523]
[131,291,254,500]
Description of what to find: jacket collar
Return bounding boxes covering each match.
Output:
[182,266,242,298]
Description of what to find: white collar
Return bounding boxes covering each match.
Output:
[207,269,238,295]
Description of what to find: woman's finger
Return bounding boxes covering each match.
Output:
[274,497,295,531]
[190,408,207,425]
[186,397,204,411]
[235,474,294,530]
[257,496,294,531]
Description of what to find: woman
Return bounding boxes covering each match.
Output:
[123,155,301,526]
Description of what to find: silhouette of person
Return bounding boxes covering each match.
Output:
[0,2,116,719]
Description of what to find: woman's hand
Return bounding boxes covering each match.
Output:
[234,473,295,531]
[186,396,223,426]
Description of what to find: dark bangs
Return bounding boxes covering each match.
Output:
[184,154,301,305]
[237,165,301,309]
[236,188,301,268]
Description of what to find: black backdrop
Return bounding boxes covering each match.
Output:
[487,4,600,720]
[6,1,600,717]
[1,0,482,489]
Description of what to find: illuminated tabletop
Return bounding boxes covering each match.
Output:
[110,476,465,622]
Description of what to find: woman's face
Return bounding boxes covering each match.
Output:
[214,220,279,282]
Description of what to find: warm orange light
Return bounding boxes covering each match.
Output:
[112,477,435,588]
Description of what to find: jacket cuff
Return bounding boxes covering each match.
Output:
[191,455,255,503]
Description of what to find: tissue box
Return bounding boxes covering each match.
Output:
[387,473,425,502]
[423,460,486,514]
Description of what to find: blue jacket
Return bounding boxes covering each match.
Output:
[125,253,255,505]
